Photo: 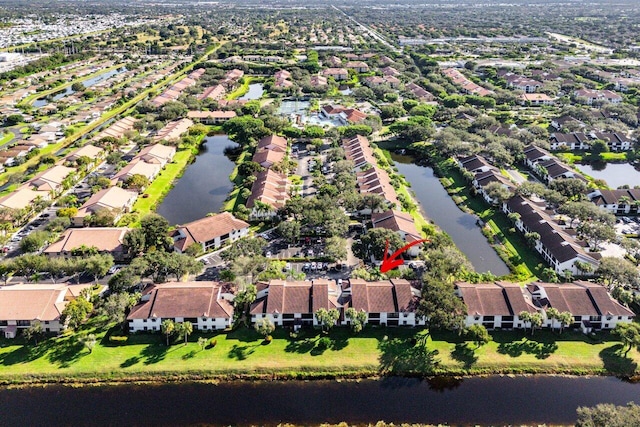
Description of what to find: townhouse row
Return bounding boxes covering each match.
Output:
[3,277,632,338]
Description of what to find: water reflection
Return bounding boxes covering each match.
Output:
[388,151,510,275]
[156,135,237,224]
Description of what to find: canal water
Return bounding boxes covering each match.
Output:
[156,135,237,225]
[1,376,638,426]
[239,83,264,100]
[33,67,127,107]
[575,162,640,189]
[389,152,511,276]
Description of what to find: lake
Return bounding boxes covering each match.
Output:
[1,376,638,426]
[156,135,237,225]
[575,162,640,189]
[33,67,126,107]
[389,152,511,276]
[239,83,264,100]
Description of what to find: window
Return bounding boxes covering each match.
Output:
[17,320,30,327]
[0,321,7,326]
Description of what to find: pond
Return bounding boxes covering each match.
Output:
[33,67,127,107]
[156,135,237,225]
[239,83,264,100]
[1,376,638,426]
[575,162,640,189]
[389,152,511,276]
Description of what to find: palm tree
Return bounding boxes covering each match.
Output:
[161,319,175,346]
[176,321,193,345]
[546,307,560,332]
[558,311,573,334]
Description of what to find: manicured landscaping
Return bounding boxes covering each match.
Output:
[130,148,196,221]
[226,76,254,100]
[0,131,14,145]
[431,156,542,281]
[557,151,631,164]
[1,321,638,385]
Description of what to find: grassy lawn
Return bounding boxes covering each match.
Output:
[1,321,638,384]
[130,148,195,221]
[226,77,253,100]
[0,131,14,145]
[557,151,630,164]
[434,157,542,280]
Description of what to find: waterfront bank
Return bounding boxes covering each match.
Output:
[2,375,640,425]
[1,325,639,387]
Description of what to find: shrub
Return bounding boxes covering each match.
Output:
[109,335,128,344]
[209,338,218,348]
[317,336,331,350]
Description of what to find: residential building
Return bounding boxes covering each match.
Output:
[198,84,226,101]
[310,75,328,87]
[250,279,422,328]
[127,282,234,332]
[154,118,194,142]
[590,131,633,152]
[250,279,341,328]
[27,165,75,196]
[171,212,250,253]
[346,279,422,327]
[587,188,640,215]
[503,195,600,275]
[136,144,176,167]
[73,186,138,226]
[371,210,423,256]
[523,145,585,183]
[342,135,376,169]
[442,68,493,96]
[405,82,435,101]
[0,284,92,337]
[356,165,400,211]
[527,281,634,332]
[574,89,622,105]
[520,93,554,106]
[322,68,349,80]
[187,110,237,125]
[110,158,161,186]
[321,105,367,124]
[44,227,130,260]
[345,61,369,73]
[455,281,538,329]
[94,116,137,141]
[548,132,590,151]
[505,75,543,93]
[67,144,104,164]
[246,169,290,219]
[0,186,49,211]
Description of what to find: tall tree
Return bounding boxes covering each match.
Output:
[140,213,171,251]
[344,307,367,333]
[161,319,175,346]
[612,323,640,356]
[315,308,340,333]
[417,279,466,334]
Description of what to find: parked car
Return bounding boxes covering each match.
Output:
[302,263,311,271]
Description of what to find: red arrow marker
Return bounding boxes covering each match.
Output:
[380,238,430,273]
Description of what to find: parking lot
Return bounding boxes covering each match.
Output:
[616,216,640,236]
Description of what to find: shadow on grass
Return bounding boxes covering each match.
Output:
[451,343,478,369]
[0,340,51,366]
[182,350,197,360]
[378,337,440,375]
[47,335,86,368]
[599,344,638,376]
[228,344,257,361]
[120,356,141,368]
[497,339,558,359]
[140,343,170,365]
